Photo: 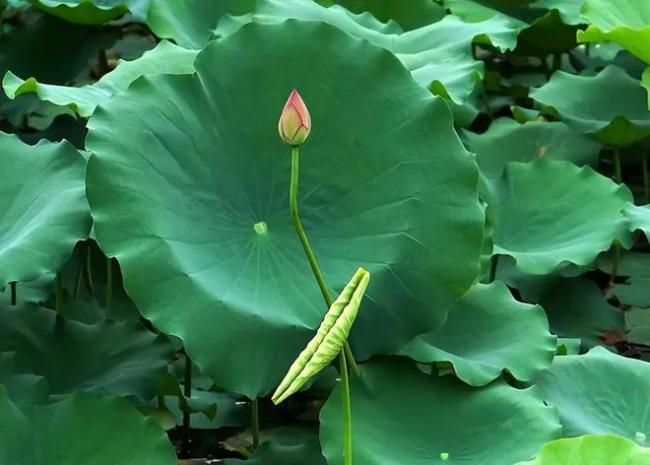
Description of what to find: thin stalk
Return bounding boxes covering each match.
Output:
[181,354,192,458]
[9,281,16,306]
[552,52,562,72]
[487,255,499,284]
[84,241,94,297]
[339,351,353,465]
[613,148,622,184]
[289,146,360,378]
[251,398,260,449]
[55,274,63,313]
[643,154,649,204]
[609,148,622,287]
[105,257,113,310]
[73,255,83,299]
[610,242,620,287]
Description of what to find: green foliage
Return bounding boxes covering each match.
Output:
[85,21,484,397]
[0,0,649,462]
[519,434,650,465]
[320,358,561,465]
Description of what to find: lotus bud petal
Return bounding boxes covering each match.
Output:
[278,89,311,146]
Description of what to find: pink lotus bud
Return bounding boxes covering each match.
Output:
[278,89,311,146]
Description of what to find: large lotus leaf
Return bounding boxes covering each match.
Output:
[214,0,519,108]
[463,118,600,178]
[530,66,650,146]
[0,385,176,464]
[0,302,173,399]
[484,159,633,274]
[625,204,650,241]
[30,0,149,24]
[577,0,650,64]
[535,347,650,440]
[533,0,584,25]
[3,41,196,118]
[320,358,561,465]
[497,264,624,349]
[85,22,485,397]
[518,435,650,465]
[146,0,256,49]
[400,281,556,386]
[224,426,326,465]
[316,0,445,30]
[642,67,650,109]
[0,133,91,286]
[446,0,580,54]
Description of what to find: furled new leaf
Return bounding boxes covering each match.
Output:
[272,268,369,404]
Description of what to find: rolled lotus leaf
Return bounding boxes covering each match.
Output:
[272,268,370,404]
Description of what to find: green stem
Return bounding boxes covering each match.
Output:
[105,257,113,310]
[181,354,192,458]
[487,254,499,284]
[84,241,94,297]
[339,351,353,465]
[9,281,16,306]
[289,146,360,378]
[73,252,84,299]
[643,154,649,204]
[610,242,620,286]
[55,274,63,313]
[251,398,260,449]
[613,148,622,184]
[552,52,562,72]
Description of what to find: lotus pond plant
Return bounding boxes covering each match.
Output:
[0,0,650,464]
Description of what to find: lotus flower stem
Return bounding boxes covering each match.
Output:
[289,145,361,378]
[9,282,16,306]
[251,398,260,449]
[339,350,353,465]
[181,353,192,458]
[106,257,113,310]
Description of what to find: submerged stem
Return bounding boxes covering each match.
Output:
[105,257,113,310]
[251,398,260,449]
[181,354,192,458]
[613,148,622,184]
[55,274,63,313]
[9,281,16,306]
[84,241,95,297]
[643,154,649,204]
[289,146,360,378]
[339,351,353,465]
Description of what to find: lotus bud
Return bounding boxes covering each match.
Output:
[278,89,311,146]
